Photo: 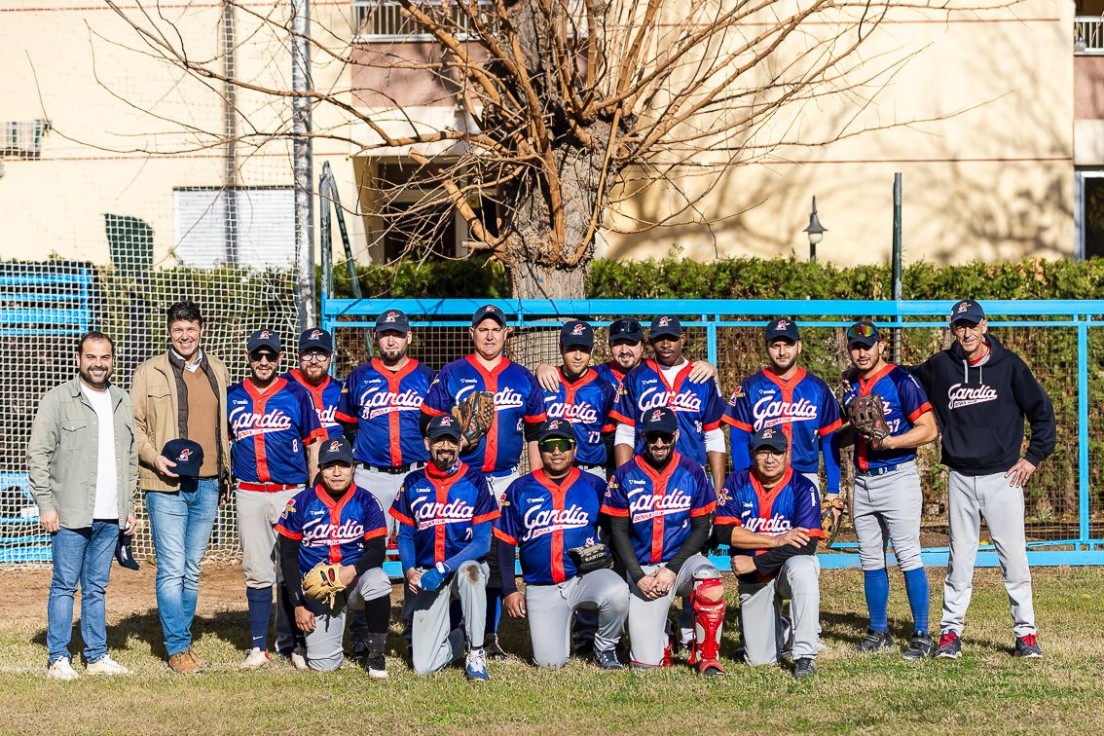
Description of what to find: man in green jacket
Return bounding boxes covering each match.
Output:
[28,331,138,681]
[131,301,232,674]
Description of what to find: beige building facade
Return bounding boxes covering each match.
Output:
[0,1,1090,270]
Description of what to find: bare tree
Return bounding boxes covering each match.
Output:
[104,0,1015,298]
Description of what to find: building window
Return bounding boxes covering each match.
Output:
[1,119,50,160]
[174,187,295,268]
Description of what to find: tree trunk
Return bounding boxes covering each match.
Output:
[509,260,588,299]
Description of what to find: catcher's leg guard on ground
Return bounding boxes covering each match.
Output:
[690,575,726,674]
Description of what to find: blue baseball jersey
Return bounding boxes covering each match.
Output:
[275,484,388,575]
[284,369,343,441]
[389,462,499,568]
[600,453,716,565]
[422,355,547,474]
[723,368,842,475]
[592,361,628,393]
[542,368,617,467]
[494,468,607,585]
[227,378,324,484]
[336,359,435,467]
[715,468,822,581]
[841,364,933,472]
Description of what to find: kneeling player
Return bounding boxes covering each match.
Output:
[602,408,725,674]
[390,415,499,682]
[276,437,392,675]
[496,419,629,669]
[715,428,822,679]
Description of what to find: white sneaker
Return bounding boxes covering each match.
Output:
[239,648,270,671]
[47,658,79,681]
[288,650,308,671]
[86,655,132,676]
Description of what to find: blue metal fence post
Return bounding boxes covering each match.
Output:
[1078,317,1091,546]
[707,314,718,366]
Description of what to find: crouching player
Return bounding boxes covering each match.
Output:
[390,415,499,682]
[602,407,726,674]
[495,419,630,669]
[714,427,822,679]
[276,437,392,675]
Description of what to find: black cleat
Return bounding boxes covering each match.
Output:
[855,629,894,653]
[592,649,623,670]
[484,635,508,660]
[903,631,933,661]
[792,657,817,679]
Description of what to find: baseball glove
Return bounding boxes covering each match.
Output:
[452,390,496,446]
[847,393,890,448]
[567,543,613,575]
[302,562,346,608]
[820,497,846,549]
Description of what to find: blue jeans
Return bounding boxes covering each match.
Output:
[146,478,219,657]
[47,521,119,664]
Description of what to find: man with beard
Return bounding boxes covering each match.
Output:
[602,407,725,674]
[285,328,343,442]
[390,415,499,681]
[228,329,324,671]
[723,319,842,505]
[421,304,546,658]
[908,300,1055,660]
[29,332,137,679]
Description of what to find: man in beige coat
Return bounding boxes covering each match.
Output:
[131,301,231,674]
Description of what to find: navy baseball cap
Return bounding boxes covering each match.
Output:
[949,299,985,325]
[472,304,507,327]
[765,318,800,343]
[114,534,140,571]
[846,321,881,347]
[560,320,594,350]
[751,427,788,452]
[374,309,410,334]
[608,318,644,343]
[649,315,683,340]
[318,436,354,466]
[299,327,333,354]
[538,418,576,442]
[640,407,678,435]
[247,329,281,354]
[162,438,204,477]
[426,414,463,441]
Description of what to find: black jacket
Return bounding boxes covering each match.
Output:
[909,334,1055,476]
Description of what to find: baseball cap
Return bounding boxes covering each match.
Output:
[640,406,678,435]
[538,418,576,442]
[298,327,333,354]
[374,309,410,334]
[559,320,594,350]
[765,318,800,343]
[750,427,788,453]
[471,304,507,327]
[608,318,644,343]
[247,329,282,355]
[426,414,463,441]
[162,438,204,477]
[114,534,140,571]
[318,436,354,466]
[846,321,881,347]
[649,315,683,341]
[949,299,985,325]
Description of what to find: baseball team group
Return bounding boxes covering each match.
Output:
[26,297,1056,682]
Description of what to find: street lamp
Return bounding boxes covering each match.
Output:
[804,196,826,263]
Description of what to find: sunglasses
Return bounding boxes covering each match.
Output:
[250,352,278,363]
[847,323,877,339]
[539,438,575,453]
[644,432,675,445]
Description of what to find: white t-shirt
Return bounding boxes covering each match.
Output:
[81,383,118,520]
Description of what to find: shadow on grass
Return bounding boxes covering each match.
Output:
[32,609,256,658]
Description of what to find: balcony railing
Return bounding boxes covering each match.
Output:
[1076,16,1104,55]
[352,0,494,42]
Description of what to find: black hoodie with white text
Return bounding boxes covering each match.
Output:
[908,334,1055,476]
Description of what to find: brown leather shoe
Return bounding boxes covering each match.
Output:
[168,649,201,675]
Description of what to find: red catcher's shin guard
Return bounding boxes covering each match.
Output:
[691,578,726,675]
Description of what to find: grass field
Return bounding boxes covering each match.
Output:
[1,564,1101,736]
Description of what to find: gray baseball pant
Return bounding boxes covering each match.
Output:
[738,555,820,665]
[303,567,391,671]
[627,555,720,668]
[524,569,629,667]
[941,470,1036,637]
[411,560,489,675]
[354,465,411,538]
[852,461,924,572]
[236,487,301,653]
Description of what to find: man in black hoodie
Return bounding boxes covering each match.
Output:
[910,299,1056,660]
